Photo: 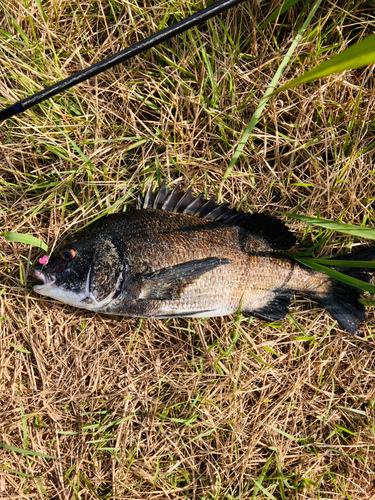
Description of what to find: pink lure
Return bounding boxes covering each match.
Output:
[39,255,49,265]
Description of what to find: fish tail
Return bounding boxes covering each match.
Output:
[308,247,375,336]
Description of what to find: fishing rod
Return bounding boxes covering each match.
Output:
[0,0,245,122]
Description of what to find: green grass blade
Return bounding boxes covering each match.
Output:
[293,258,375,294]
[1,232,49,252]
[188,428,216,444]
[59,131,98,172]
[251,456,273,500]
[35,0,48,23]
[276,34,375,93]
[280,213,375,240]
[258,0,301,31]
[0,443,56,459]
[267,425,302,442]
[223,0,323,183]
[10,343,31,354]
[80,472,101,500]
[253,481,278,500]
[308,260,375,268]
[0,466,39,479]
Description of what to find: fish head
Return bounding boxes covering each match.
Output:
[30,231,125,311]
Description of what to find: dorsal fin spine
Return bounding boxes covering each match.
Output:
[143,183,155,209]
[162,185,180,210]
[174,187,194,213]
[153,181,169,209]
[183,193,205,216]
[194,197,216,218]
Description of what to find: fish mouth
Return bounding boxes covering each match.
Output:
[29,267,56,289]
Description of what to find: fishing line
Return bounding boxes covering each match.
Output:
[0,0,245,122]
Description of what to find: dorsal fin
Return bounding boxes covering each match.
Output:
[137,182,296,250]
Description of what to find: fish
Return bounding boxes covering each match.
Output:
[29,182,375,335]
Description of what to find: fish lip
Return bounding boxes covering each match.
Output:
[29,267,56,287]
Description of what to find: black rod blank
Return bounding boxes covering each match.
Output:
[0,0,245,122]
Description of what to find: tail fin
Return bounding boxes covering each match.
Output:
[309,247,375,336]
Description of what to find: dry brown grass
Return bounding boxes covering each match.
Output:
[1,0,375,498]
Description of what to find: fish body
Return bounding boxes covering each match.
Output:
[30,184,374,334]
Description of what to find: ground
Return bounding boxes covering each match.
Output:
[0,0,375,498]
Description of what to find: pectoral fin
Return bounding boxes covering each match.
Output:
[132,257,231,300]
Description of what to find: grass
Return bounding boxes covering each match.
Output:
[1,0,375,498]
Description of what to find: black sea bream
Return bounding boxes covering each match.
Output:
[30,183,375,334]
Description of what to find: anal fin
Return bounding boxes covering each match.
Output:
[252,290,293,322]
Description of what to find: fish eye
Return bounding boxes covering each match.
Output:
[61,249,76,261]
